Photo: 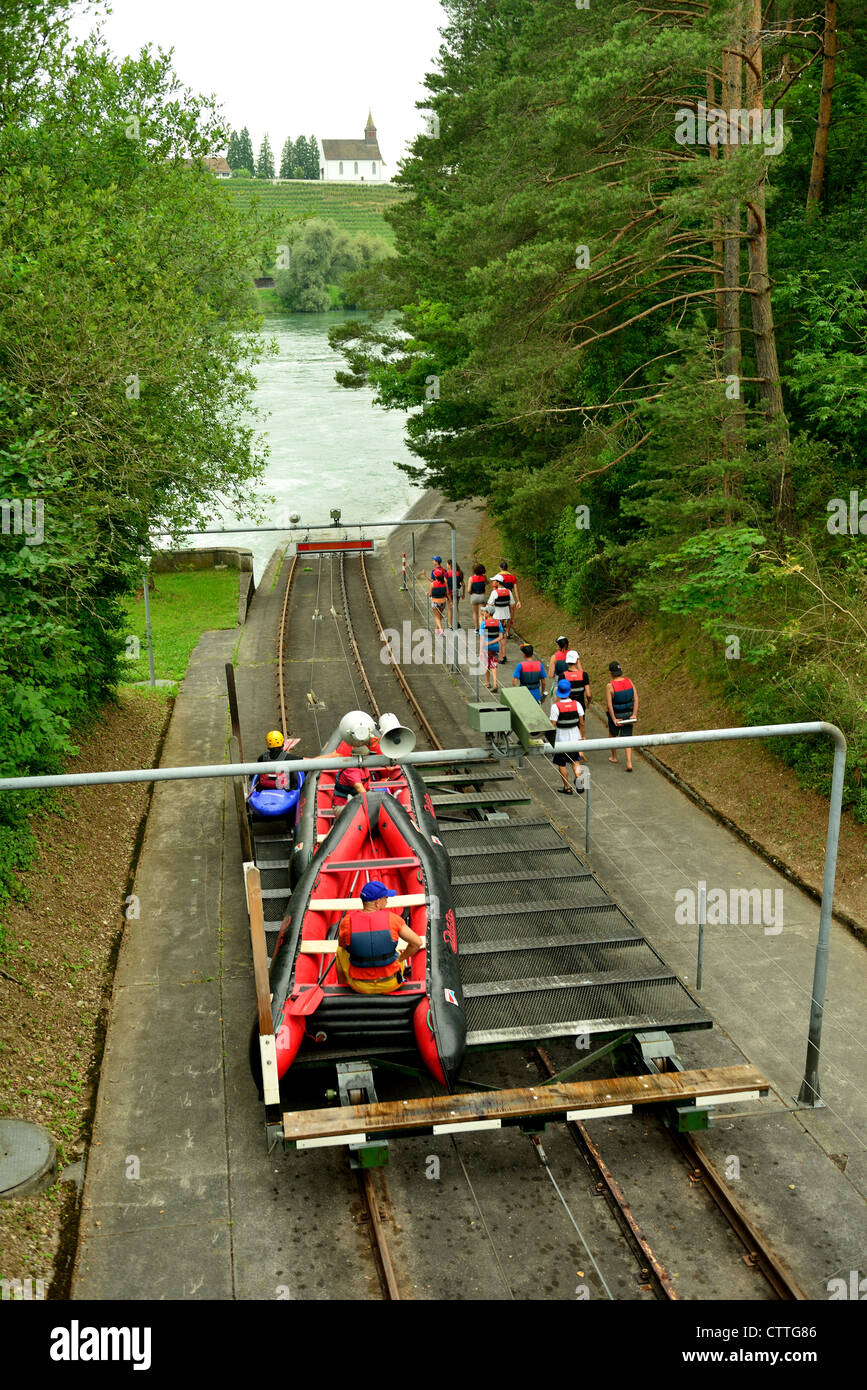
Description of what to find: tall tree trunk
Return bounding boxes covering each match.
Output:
[708,70,725,333]
[744,0,794,533]
[806,0,838,218]
[781,1,795,76]
[721,7,745,514]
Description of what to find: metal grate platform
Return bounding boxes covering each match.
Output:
[452,817,711,1047]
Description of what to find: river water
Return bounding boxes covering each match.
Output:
[185,313,421,581]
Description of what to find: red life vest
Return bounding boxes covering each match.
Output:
[491,585,511,610]
[499,572,517,590]
[431,569,448,599]
[469,575,486,595]
[554,698,581,728]
[517,659,543,688]
[610,677,635,722]
[346,909,400,976]
[482,616,502,649]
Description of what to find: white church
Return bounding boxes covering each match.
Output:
[320,112,386,182]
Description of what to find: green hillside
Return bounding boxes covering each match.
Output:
[223,179,409,245]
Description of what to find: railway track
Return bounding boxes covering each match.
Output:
[272,544,804,1302]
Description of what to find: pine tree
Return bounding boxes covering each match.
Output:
[279,136,294,180]
[256,132,275,180]
[293,135,308,179]
[227,129,242,170]
[307,134,320,179]
[236,127,255,176]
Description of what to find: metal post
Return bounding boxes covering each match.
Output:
[585,766,590,856]
[400,552,407,591]
[696,879,706,990]
[449,527,459,672]
[225,662,243,756]
[142,563,156,688]
[797,730,847,1107]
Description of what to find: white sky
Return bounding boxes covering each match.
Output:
[67,0,448,173]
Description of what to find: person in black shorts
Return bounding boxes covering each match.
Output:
[606,661,639,771]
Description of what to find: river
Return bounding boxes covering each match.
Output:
[185,312,421,581]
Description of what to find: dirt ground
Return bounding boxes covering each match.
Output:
[0,690,171,1295]
[472,510,867,933]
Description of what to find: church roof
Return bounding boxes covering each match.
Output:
[321,138,383,161]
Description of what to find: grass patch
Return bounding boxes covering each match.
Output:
[119,569,239,684]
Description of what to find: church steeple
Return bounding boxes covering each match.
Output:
[365,110,376,143]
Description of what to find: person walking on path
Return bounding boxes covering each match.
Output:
[564,651,591,759]
[491,560,521,639]
[480,609,504,691]
[512,644,547,702]
[486,580,514,663]
[605,661,638,771]
[446,562,464,628]
[550,678,585,794]
[429,566,449,631]
[548,636,570,686]
[468,563,487,629]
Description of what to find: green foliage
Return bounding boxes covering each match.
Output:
[274,219,391,312]
[0,3,280,946]
[235,126,255,175]
[326,0,867,820]
[256,132,275,180]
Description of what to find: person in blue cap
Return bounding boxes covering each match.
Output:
[336,881,426,994]
[549,678,585,794]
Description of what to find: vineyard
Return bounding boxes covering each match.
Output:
[221,179,410,244]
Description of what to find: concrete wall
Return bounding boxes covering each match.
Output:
[151,548,255,625]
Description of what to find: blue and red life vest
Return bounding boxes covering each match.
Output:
[554,697,581,728]
[469,575,487,595]
[498,571,517,591]
[431,570,448,601]
[482,616,502,649]
[517,659,543,690]
[610,677,635,722]
[551,651,569,678]
[347,909,400,975]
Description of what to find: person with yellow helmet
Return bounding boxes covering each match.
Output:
[257,729,286,789]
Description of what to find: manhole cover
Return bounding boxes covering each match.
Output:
[0,1118,57,1200]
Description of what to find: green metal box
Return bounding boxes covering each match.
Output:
[465,702,512,734]
[498,686,552,750]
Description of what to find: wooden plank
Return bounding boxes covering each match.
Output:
[283,1065,768,1142]
[308,893,426,911]
[299,938,409,955]
[245,865,279,1106]
[229,735,253,864]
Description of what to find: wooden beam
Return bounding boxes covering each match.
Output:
[283,1065,767,1144]
[245,864,280,1107]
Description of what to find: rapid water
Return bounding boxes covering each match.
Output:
[184,312,420,581]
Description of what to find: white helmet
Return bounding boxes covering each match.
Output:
[338,710,377,749]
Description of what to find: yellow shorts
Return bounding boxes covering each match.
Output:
[336,945,404,995]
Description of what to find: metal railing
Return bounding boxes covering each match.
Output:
[0,719,846,1111]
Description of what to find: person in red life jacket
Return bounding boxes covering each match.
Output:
[563,651,591,760]
[511,644,547,703]
[257,729,286,789]
[550,678,585,794]
[491,559,521,639]
[468,563,487,628]
[447,563,464,628]
[606,661,639,772]
[479,610,504,691]
[429,567,449,631]
[336,881,426,995]
[486,582,513,663]
[547,636,570,687]
[325,711,398,807]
